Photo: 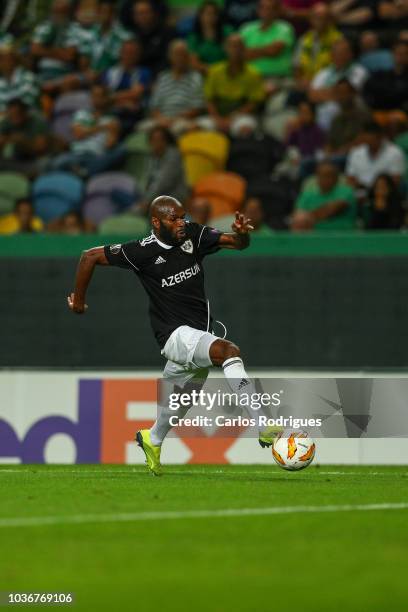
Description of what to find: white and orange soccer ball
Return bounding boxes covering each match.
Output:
[272,431,315,471]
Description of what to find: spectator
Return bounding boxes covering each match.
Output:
[398,30,408,44]
[39,4,103,95]
[227,113,285,180]
[50,84,125,177]
[282,0,321,19]
[240,0,295,84]
[282,0,322,25]
[291,160,357,230]
[326,79,371,155]
[294,3,343,86]
[60,211,86,234]
[224,0,258,29]
[204,33,265,133]
[346,121,406,189]
[120,0,169,29]
[363,40,408,112]
[331,0,380,34]
[0,198,43,234]
[286,99,326,157]
[31,0,77,82]
[102,39,151,131]
[47,210,95,234]
[0,99,51,176]
[145,39,205,135]
[365,173,404,229]
[133,126,189,214]
[187,2,232,75]
[358,30,394,73]
[128,0,175,75]
[241,197,275,234]
[78,0,133,75]
[378,1,408,32]
[309,38,368,130]
[0,44,39,114]
[188,197,211,225]
[69,4,101,61]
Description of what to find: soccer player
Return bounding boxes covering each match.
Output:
[68,195,274,474]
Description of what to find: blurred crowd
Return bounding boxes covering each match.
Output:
[0,0,407,235]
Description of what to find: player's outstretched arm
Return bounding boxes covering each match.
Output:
[67,246,108,314]
[218,212,254,250]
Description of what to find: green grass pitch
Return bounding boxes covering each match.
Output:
[1,464,408,611]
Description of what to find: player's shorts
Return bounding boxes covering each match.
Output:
[161,325,219,370]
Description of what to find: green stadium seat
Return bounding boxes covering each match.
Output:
[124,132,149,154]
[0,172,30,216]
[124,132,151,190]
[98,213,149,236]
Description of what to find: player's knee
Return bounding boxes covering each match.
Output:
[209,339,241,366]
[210,339,241,366]
[224,342,241,361]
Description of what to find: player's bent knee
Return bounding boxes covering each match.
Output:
[224,342,240,360]
[210,339,241,366]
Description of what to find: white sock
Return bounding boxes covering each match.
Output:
[222,357,262,433]
[150,403,190,446]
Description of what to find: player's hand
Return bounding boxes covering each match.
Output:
[67,293,88,314]
[232,211,254,234]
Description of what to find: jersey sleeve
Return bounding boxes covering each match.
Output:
[103,241,143,271]
[190,223,222,258]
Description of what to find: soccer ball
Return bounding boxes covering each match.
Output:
[272,431,315,471]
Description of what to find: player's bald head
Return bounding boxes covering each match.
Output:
[149,196,184,221]
[150,196,187,245]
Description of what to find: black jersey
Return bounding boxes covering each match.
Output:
[104,222,222,349]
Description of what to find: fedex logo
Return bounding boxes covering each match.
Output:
[0,379,238,464]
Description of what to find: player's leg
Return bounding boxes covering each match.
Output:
[210,339,279,447]
[137,360,209,475]
[150,361,209,446]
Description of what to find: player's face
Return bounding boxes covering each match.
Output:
[158,208,187,245]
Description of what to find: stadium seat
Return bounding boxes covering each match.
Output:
[178,131,230,186]
[0,172,30,215]
[51,90,92,142]
[83,172,137,226]
[98,213,148,236]
[124,131,149,155]
[193,172,247,218]
[176,13,195,37]
[32,172,83,223]
[124,132,150,190]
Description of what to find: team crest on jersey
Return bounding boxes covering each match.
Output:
[181,239,193,254]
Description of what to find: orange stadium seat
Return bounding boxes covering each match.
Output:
[193,172,247,218]
[178,130,230,186]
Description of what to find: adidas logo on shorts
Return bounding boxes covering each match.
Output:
[155,256,166,265]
